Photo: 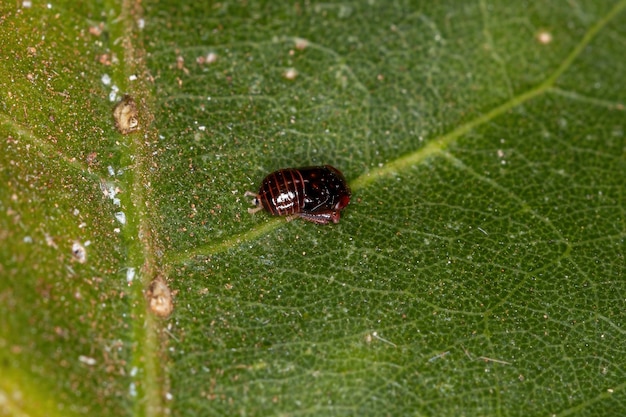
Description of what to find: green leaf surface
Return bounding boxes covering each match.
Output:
[1,1,625,416]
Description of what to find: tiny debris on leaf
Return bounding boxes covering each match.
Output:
[78,355,97,366]
[147,276,174,318]
[71,241,87,263]
[112,94,139,134]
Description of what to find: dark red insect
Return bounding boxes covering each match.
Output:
[245,165,351,224]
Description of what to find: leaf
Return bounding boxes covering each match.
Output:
[1,1,625,416]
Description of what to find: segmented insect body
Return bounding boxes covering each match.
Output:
[245,165,351,224]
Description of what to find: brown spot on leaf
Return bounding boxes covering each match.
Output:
[112,95,139,134]
[147,277,174,318]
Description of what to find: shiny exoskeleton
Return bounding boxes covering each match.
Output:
[245,165,351,224]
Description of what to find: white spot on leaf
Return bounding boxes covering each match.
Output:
[72,241,87,263]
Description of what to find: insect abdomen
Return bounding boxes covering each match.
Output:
[258,168,306,216]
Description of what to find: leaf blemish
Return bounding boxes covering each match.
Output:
[115,211,126,225]
[78,355,97,366]
[537,30,553,45]
[196,52,218,65]
[101,181,122,206]
[283,68,298,80]
[294,37,309,50]
[71,241,87,263]
[113,94,139,134]
[126,267,136,284]
[147,277,174,318]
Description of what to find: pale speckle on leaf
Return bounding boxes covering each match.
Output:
[126,267,136,284]
[294,38,308,50]
[283,68,298,80]
[537,30,553,44]
[71,241,87,263]
[197,52,218,65]
[78,355,96,366]
[115,211,126,225]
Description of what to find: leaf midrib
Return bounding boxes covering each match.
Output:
[110,1,166,417]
